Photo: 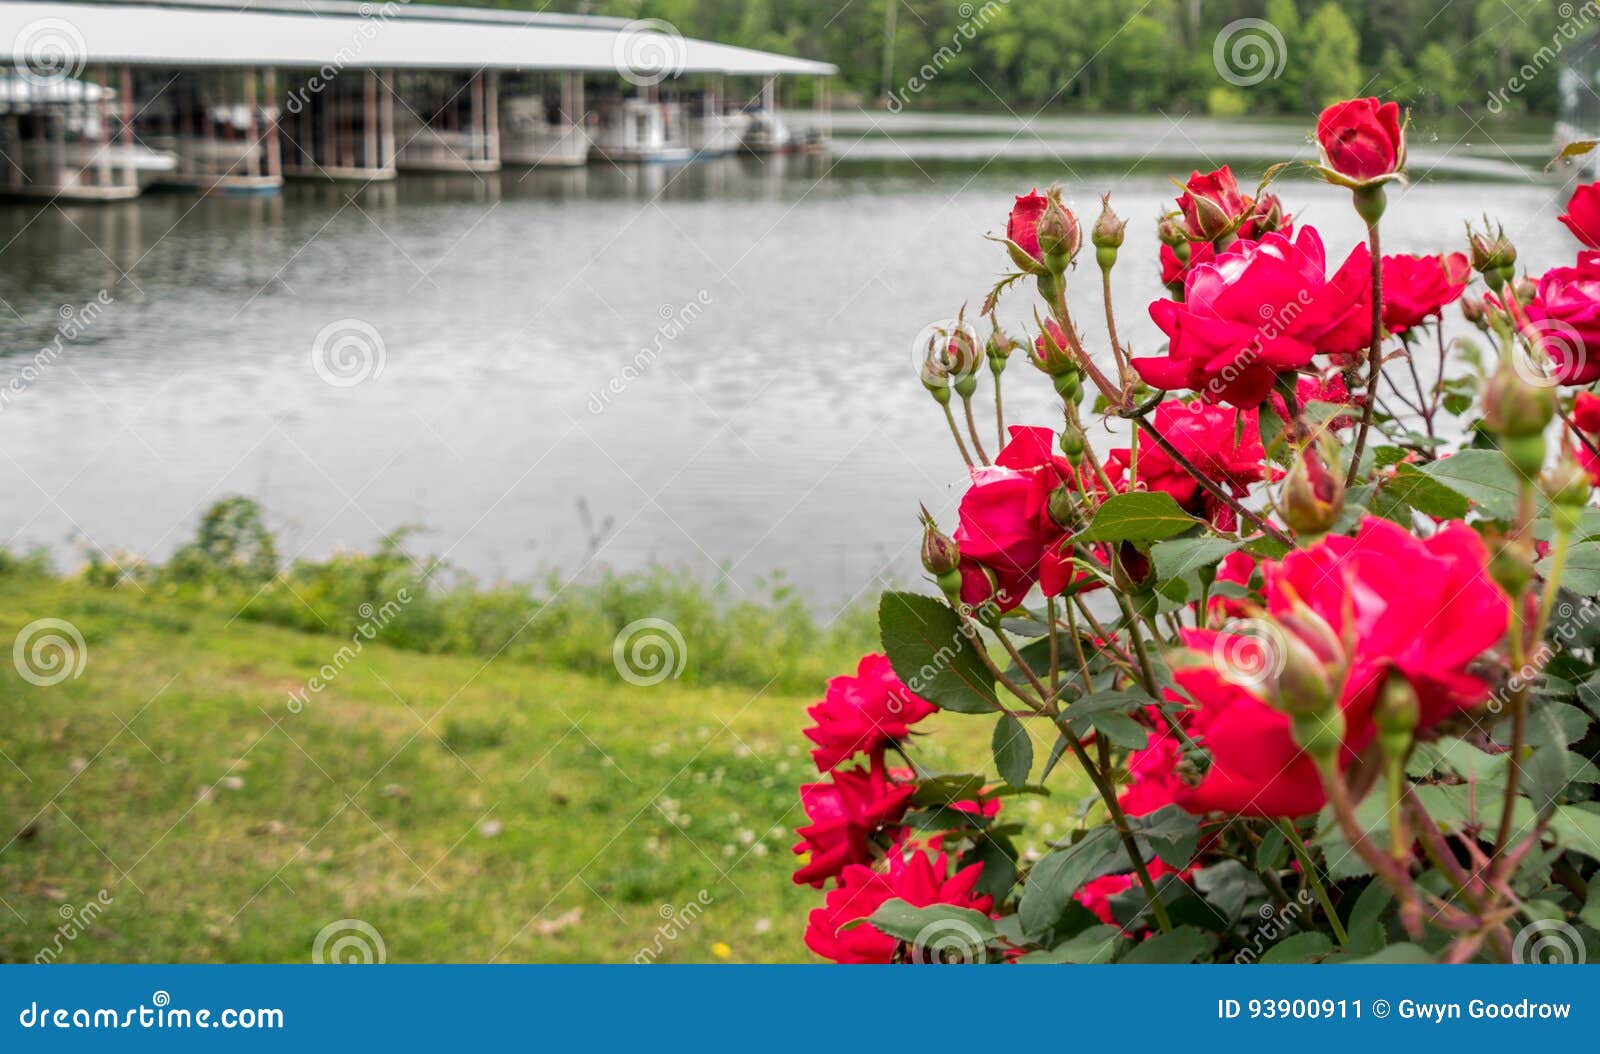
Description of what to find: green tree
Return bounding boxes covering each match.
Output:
[1414,42,1462,113]
[1298,1,1362,107]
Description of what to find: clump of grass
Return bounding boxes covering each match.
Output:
[71,497,879,696]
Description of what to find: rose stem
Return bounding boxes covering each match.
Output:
[1344,215,1384,488]
[1273,818,1348,947]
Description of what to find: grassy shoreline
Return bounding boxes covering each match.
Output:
[0,564,1022,962]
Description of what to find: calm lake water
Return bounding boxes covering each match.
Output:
[0,113,1584,611]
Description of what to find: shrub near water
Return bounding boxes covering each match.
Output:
[99,509,875,695]
[792,98,1600,965]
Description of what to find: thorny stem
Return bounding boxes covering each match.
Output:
[1345,217,1383,488]
[1492,481,1546,864]
[1558,403,1600,462]
[1055,719,1173,933]
[942,401,974,468]
[1049,283,1120,402]
[961,393,991,465]
[1317,757,1424,936]
[1274,819,1348,947]
[993,371,1007,451]
[964,607,1172,932]
[1101,267,1131,384]
[1402,787,1485,916]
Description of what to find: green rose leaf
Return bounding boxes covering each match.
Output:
[879,591,999,714]
[1077,492,1202,544]
[992,713,1034,789]
[1419,449,1525,520]
[1150,536,1242,582]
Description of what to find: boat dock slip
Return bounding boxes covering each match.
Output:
[0,0,835,198]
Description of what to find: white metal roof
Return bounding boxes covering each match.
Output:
[0,1,836,76]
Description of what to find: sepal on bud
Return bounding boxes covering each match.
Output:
[1280,438,1345,538]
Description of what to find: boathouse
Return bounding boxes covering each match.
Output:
[0,0,834,199]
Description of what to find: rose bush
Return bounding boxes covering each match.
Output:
[793,97,1600,965]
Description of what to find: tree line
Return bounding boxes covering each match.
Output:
[424,0,1581,117]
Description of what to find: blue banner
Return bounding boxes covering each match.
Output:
[0,965,1592,1049]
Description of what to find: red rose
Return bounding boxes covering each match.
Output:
[1523,254,1600,385]
[1266,517,1508,729]
[1236,193,1293,241]
[1381,252,1470,333]
[953,425,1080,610]
[792,757,914,888]
[1573,390,1600,434]
[1007,189,1048,262]
[803,653,938,772]
[1133,226,1371,407]
[1132,517,1507,818]
[804,848,992,963]
[1559,181,1600,249]
[1102,400,1267,527]
[1177,166,1248,242]
[1315,97,1404,182]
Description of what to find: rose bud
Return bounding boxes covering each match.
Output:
[1264,623,1337,721]
[1057,421,1086,465]
[1468,223,1516,291]
[1315,97,1405,183]
[919,345,952,405]
[1374,672,1420,766]
[1046,483,1078,529]
[1005,189,1048,272]
[1156,213,1187,248]
[1280,440,1345,537]
[1092,194,1125,272]
[1036,194,1081,270]
[1485,525,1535,600]
[1030,318,1078,379]
[985,328,1015,377]
[946,328,983,399]
[1238,192,1292,239]
[1559,180,1600,250]
[1177,165,1247,242]
[1460,295,1490,331]
[1511,275,1537,306]
[1483,358,1555,440]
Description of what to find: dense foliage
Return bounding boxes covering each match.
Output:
[430,0,1571,116]
[791,97,1600,964]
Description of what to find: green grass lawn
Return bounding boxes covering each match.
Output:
[0,575,1023,963]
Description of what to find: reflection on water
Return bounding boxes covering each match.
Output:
[0,116,1583,607]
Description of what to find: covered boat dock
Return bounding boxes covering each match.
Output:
[0,0,835,199]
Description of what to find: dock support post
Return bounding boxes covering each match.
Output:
[263,67,279,178]
[120,65,135,188]
[96,65,111,190]
[484,70,499,166]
